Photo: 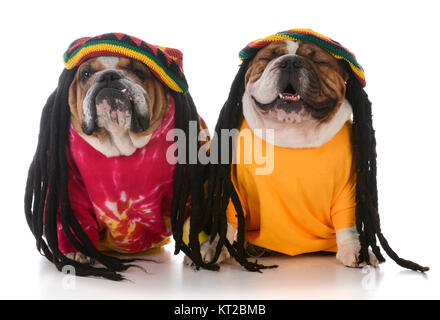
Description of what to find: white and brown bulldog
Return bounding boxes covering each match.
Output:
[69,56,168,158]
[25,33,212,279]
[64,55,169,263]
[203,30,428,273]
[200,34,382,269]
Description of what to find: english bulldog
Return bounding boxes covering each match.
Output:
[65,55,169,263]
[25,33,212,279]
[199,29,428,273]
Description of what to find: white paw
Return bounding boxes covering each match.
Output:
[183,236,230,267]
[65,252,95,264]
[336,242,379,268]
[201,238,230,264]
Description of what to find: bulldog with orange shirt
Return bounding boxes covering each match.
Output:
[197,29,428,273]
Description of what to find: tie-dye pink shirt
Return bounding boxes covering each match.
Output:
[57,98,177,254]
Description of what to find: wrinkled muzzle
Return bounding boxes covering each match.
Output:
[275,55,338,119]
[81,71,150,135]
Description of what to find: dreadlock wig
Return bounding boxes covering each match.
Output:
[206,28,429,272]
[24,33,216,280]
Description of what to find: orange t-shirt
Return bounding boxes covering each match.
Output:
[226,119,356,256]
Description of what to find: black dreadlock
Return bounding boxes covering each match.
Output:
[205,59,429,273]
[345,64,428,272]
[203,60,276,272]
[24,68,216,281]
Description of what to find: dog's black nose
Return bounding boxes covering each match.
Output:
[97,71,122,85]
[279,56,303,71]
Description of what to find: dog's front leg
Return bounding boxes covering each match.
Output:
[336,225,379,267]
[184,223,236,266]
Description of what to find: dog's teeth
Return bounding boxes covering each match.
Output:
[279,93,283,99]
[121,89,127,93]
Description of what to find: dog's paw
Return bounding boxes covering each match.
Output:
[336,242,379,268]
[65,252,95,264]
[183,237,230,267]
[201,239,230,264]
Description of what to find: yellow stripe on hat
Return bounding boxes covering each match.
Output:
[64,43,183,93]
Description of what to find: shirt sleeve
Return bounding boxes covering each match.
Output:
[56,149,99,254]
[330,159,357,231]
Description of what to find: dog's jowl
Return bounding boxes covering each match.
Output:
[24,33,213,280]
[203,29,428,273]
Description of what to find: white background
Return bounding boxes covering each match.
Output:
[1,0,439,299]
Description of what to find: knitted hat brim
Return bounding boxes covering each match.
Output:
[63,33,188,93]
[239,28,366,87]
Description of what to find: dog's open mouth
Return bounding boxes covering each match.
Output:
[93,87,135,130]
[252,83,303,112]
[278,84,301,102]
[95,87,134,112]
[251,83,314,123]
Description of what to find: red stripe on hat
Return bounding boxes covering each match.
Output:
[163,47,184,71]
[248,40,271,48]
[129,35,143,47]
[113,32,125,40]
[67,37,90,54]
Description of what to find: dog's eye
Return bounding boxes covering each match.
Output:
[313,60,329,65]
[79,69,91,82]
[132,68,148,81]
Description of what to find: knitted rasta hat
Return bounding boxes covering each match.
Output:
[63,32,188,93]
[239,28,366,87]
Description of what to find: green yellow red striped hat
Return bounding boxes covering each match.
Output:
[63,33,188,93]
[239,28,366,87]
